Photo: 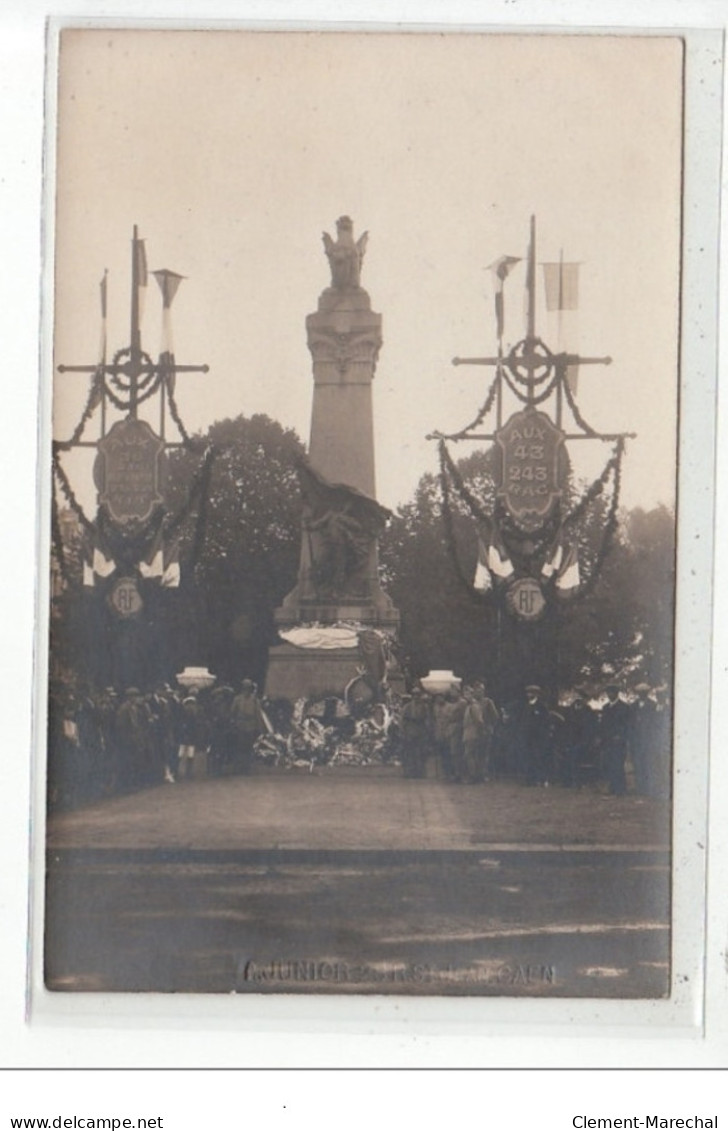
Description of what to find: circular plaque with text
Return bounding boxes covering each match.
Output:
[108,576,144,619]
[506,577,546,621]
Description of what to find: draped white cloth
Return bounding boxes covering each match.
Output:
[279,625,361,650]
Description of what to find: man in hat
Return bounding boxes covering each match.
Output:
[208,683,236,777]
[652,688,672,799]
[471,681,500,782]
[230,679,267,775]
[600,684,631,796]
[431,694,452,781]
[176,686,207,782]
[629,682,659,796]
[149,683,178,784]
[400,687,430,779]
[441,687,467,783]
[115,687,152,791]
[517,684,553,786]
[560,694,599,787]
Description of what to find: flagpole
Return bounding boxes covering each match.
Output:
[153,270,186,441]
[100,269,108,440]
[556,249,564,431]
[130,224,140,420]
[487,255,521,428]
[526,215,536,407]
[495,275,504,430]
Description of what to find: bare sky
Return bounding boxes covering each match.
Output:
[52,29,683,514]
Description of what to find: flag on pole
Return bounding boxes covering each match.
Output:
[153,269,185,309]
[487,526,515,580]
[540,539,563,580]
[82,528,116,587]
[488,256,521,344]
[542,258,581,394]
[473,538,493,592]
[135,238,148,287]
[135,236,148,325]
[555,541,580,595]
[541,530,580,595]
[153,270,185,391]
[100,269,108,319]
[139,529,181,588]
[542,261,579,311]
[474,521,515,590]
[161,541,181,589]
[89,269,109,412]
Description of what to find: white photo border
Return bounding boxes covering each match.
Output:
[5,1,726,1067]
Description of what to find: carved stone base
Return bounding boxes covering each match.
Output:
[264,643,365,702]
[265,639,404,703]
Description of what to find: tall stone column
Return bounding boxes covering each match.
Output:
[306,285,381,499]
[267,218,399,701]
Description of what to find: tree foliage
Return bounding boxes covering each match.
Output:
[380,446,675,701]
[166,413,306,683]
[51,414,675,704]
[379,471,494,685]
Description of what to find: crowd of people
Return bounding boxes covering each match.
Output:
[399,680,671,798]
[47,678,268,809]
[47,674,671,810]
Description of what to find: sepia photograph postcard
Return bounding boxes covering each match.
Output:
[29,17,721,1038]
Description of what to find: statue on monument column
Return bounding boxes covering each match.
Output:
[297,459,390,599]
[322,216,369,290]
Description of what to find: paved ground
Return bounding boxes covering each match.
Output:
[47,766,669,852]
[44,768,671,999]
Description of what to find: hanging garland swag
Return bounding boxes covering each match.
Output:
[52,348,219,580]
[437,436,624,604]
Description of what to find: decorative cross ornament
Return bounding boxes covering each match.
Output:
[58,226,209,438]
[450,216,613,420]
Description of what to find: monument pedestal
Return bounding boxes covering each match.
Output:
[265,644,364,702]
[267,593,400,702]
[264,217,400,703]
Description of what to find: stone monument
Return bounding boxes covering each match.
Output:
[266,217,399,701]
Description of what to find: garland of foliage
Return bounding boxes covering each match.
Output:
[501,365,560,407]
[562,439,623,527]
[561,364,598,436]
[438,441,489,602]
[436,372,500,441]
[55,359,167,446]
[164,444,218,537]
[108,348,157,395]
[95,502,166,567]
[53,370,104,452]
[504,339,553,388]
[165,372,196,448]
[438,433,625,603]
[437,353,600,447]
[50,488,70,588]
[185,444,217,575]
[438,439,491,522]
[53,352,217,577]
[439,440,556,554]
[52,455,95,535]
[569,438,624,601]
[496,502,562,556]
[103,371,163,412]
[441,426,622,541]
[53,439,219,582]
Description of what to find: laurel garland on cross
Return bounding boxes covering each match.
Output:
[52,228,217,591]
[428,217,634,618]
